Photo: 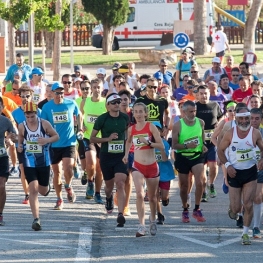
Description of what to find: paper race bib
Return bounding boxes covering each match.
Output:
[184,136,200,146]
[26,141,42,153]
[155,153,162,162]
[236,149,253,162]
[87,114,98,124]
[108,140,124,153]
[255,150,260,161]
[53,111,69,124]
[204,129,214,141]
[180,71,189,80]
[32,94,40,104]
[0,147,6,156]
[133,134,149,147]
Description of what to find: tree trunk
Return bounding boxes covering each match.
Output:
[53,0,62,81]
[102,25,114,55]
[244,0,263,54]
[41,30,46,75]
[45,31,54,59]
[193,0,206,55]
[7,21,15,66]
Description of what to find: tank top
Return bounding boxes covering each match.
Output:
[131,122,153,150]
[218,87,234,100]
[209,68,225,85]
[22,117,52,167]
[177,118,203,154]
[254,127,263,162]
[64,89,79,100]
[227,126,257,170]
[28,80,46,104]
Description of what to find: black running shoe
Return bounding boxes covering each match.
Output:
[105,195,114,214]
[117,213,126,227]
[32,218,41,231]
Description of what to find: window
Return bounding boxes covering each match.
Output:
[127,7,135,23]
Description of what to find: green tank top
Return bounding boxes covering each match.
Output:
[177,118,203,154]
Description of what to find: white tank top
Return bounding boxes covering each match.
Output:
[254,128,263,162]
[227,126,257,169]
[27,80,46,104]
[209,68,224,85]
[218,87,234,101]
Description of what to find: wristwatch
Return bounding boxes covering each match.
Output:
[225,162,231,169]
[147,140,152,147]
[184,143,188,149]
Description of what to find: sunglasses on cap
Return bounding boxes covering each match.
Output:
[62,81,72,85]
[147,85,158,89]
[109,100,121,105]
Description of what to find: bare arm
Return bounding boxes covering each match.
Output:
[90,129,118,144]
[175,70,180,88]
[17,124,25,153]
[217,129,232,165]
[123,127,133,163]
[217,121,232,148]
[211,119,225,146]
[38,120,59,146]
[149,124,164,150]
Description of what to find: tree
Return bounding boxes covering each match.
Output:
[193,0,207,55]
[244,0,263,54]
[81,0,129,55]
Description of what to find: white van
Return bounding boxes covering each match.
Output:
[92,0,215,50]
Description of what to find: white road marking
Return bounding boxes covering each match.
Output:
[75,227,92,263]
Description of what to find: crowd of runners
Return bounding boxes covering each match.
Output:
[1,48,263,245]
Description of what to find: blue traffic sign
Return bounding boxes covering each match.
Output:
[174,33,189,49]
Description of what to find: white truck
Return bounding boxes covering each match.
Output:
[91,0,215,50]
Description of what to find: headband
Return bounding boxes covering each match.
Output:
[226,102,237,109]
[235,112,250,117]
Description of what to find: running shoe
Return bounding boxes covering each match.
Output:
[116,213,126,227]
[66,187,76,203]
[22,195,29,204]
[201,192,208,202]
[0,215,5,226]
[94,193,104,204]
[105,195,114,214]
[182,211,190,223]
[242,234,251,245]
[144,190,149,202]
[86,181,94,199]
[81,171,88,185]
[236,215,243,228]
[73,164,80,179]
[157,212,165,225]
[10,166,18,176]
[192,209,206,222]
[149,221,157,236]
[222,179,229,194]
[209,184,217,198]
[32,218,41,231]
[54,199,63,210]
[114,191,118,206]
[253,227,261,238]
[123,206,131,216]
[136,225,146,237]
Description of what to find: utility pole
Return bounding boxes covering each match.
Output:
[178,0,183,20]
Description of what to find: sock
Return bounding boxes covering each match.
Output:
[95,192,100,196]
[238,212,243,216]
[64,184,70,189]
[118,212,123,216]
[183,207,188,212]
[88,179,93,183]
[253,203,262,228]
[243,226,249,235]
[194,205,200,211]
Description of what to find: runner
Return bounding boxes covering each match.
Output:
[90,93,129,227]
[172,100,207,223]
[123,102,164,237]
[41,82,83,210]
[17,102,59,231]
[80,78,106,204]
[217,107,263,245]
[0,97,17,226]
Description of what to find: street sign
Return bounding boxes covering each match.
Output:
[243,52,257,66]
[173,32,189,49]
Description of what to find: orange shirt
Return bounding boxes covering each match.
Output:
[3,92,22,106]
[182,94,195,101]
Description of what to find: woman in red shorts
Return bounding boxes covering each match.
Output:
[123,102,164,237]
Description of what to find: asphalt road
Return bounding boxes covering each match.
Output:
[1,167,263,263]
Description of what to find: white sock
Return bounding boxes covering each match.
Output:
[238,212,243,216]
[253,203,262,229]
[243,226,249,235]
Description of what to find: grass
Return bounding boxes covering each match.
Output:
[30,49,263,66]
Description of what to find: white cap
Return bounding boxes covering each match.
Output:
[106,93,121,103]
[212,57,221,63]
[96,68,106,75]
[74,77,83,83]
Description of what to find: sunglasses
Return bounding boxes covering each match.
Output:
[160,65,167,67]
[62,81,72,85]
[191,71,198,73]
[81,87,89,91]
[33,74,43,76]
[232,74,239,77]
[55,91,64,96]
[227,109,234,112]
[20,95,30,98]
[187,86,194,89]
[147,85,158,89]
[110,100,121,105]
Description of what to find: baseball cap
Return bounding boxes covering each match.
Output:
[74,77,83,83]
[32,67,44,75]
[24,102,37,112]
[220,73,229,80]
[96,68,106,75]
[154,72,163,81]
[14,71,22,77]
[74,65,82,72]
[182,47,194,54]
[118,65,129,74]
[106,93,121,103]
[112,62,122,70]
[212,57,221,63]
[51,82,64,91]
[152,121,162,129]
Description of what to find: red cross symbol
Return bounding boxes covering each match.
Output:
[122,28,131,39]
[215,35,220,40]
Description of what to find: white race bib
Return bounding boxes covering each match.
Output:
[155,153,162,162]
[87,114,98,124]
[32,94,40,104]
[255,150,260,161]
[0,147,6,156]
[184,136,200,146]
[108,140,124,153]
[204,129,214,141]
[26,141,42,153]
[133,134,149,147]
[53,111,69,124]
[237,149,253,162]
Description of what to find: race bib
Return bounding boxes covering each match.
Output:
[204,129,214,141]
[180,71,189,80]
[184,136,200,146]
[236,149,253,162]
[87,114,98,124]
[32,94,40,104]
[26,141,42,153]
[133,134,149,147]
[108,140,124,153]
[0,147,6,156]
[255,150,260,161]
[155,153,162,162]
[53,111,69,124]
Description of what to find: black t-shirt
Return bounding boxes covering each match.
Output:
[38,98,48,110]
[135,95,168,127]
[134,89,142,98]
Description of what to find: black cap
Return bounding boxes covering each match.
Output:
[220,73,229,80]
